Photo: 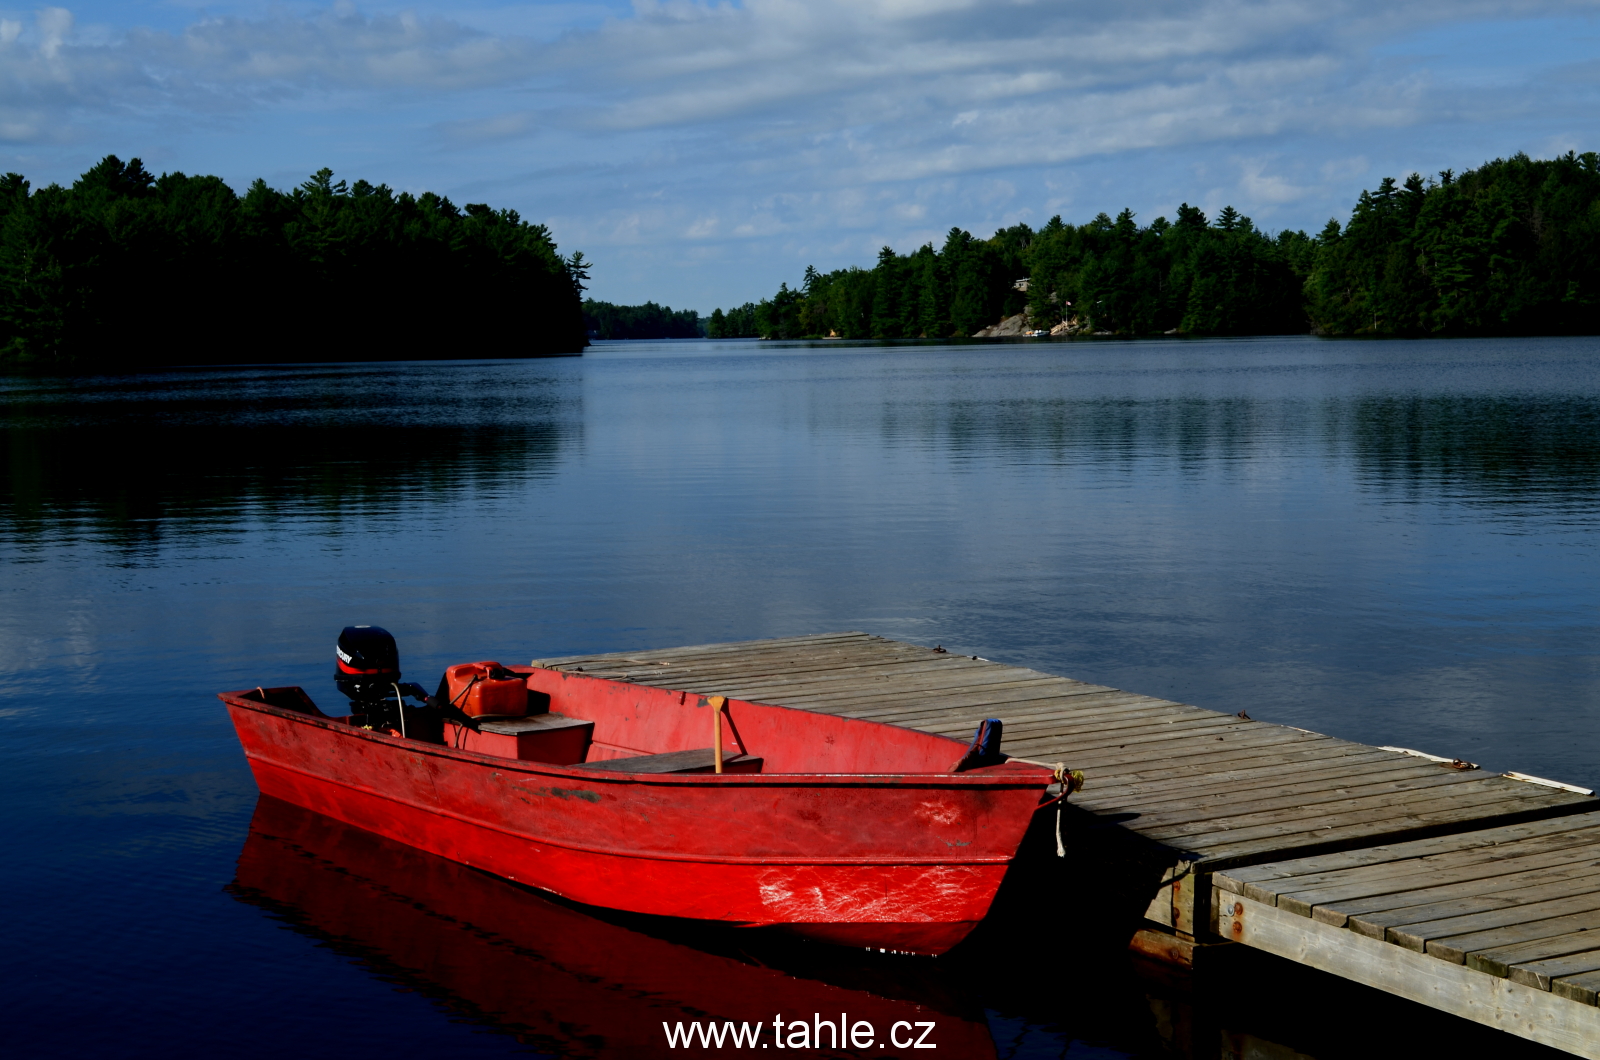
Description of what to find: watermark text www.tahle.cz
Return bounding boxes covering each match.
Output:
[664,1014,937,1049]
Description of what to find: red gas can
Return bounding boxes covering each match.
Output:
[444,661,528,718]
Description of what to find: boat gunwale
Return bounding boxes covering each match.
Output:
[220,692,1055,791]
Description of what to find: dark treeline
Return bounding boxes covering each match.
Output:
[0,156,588,367]
[582,300,705,339]
[720,213,1309,340]
[1312,153,1600,335]
[715,151,1600,340]
[706,303,762,338]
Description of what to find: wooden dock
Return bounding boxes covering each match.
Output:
[534,631,1600,1053]
[1217,813,1600,1057]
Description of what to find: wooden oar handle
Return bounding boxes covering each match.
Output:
[709,696,726,774]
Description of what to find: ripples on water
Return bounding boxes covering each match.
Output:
[3,335,1597,1057]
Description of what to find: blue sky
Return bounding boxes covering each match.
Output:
[3,1,1599,311]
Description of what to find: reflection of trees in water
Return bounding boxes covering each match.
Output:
[1346,396,1600,498]
[872,394,1600,499]
[878,397,1272,468]
[0,366,579,545]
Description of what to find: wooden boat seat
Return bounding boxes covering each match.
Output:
[476,714,591,737]
[576,748,763,775]
[445,712,593,764]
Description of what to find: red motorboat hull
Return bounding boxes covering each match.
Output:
[222,669,1052,955]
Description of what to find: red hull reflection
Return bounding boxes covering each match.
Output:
[231,797,998,1059]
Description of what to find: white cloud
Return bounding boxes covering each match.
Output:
[1238,158,1312,204]
[5,1,1596,157]
[1320,155,1371,180]
[136,9,539,92]
[433,110,539,145]
[0,4,543,145]
[495,0,1600,216]
[37,7,71,59]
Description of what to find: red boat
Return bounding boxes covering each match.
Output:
[221,629,1072,955]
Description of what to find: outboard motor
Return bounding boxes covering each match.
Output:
[334,625,439,741]
[335,625,402,705]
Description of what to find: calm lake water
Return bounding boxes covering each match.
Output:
[4,335,1598,1058]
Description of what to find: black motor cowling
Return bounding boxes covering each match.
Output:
[335,625,401,703]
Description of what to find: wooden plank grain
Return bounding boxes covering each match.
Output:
[1031,722,1348,757]
[1216,812,1600,896]
[1428,909,1600,966]
[1010,724,1330,769]
[823,687,1123,725]
[978,717,1252,759]
[1511,950,1600,992]
[1057,747,1375,798]
[1072,765,1432,824]
[957,709,1239,746]
[1085,758,1445,813]
[1553,969,1600,1006]
[811,679,1101,717]
[1128,769,1492,834]
[1075,774,1458,838]
[1018,719,1336,755]
[1183,792,1591,869]
[836,677,1123,712]
[1320,860,1600,931]
[1086,773,1500,851]
[1293,835,1600,920]
[1387,889,1600,957]
[1184,803,1591,869]
[895,696,1200,734]
[718,673,1059,711]
[1141,776,1553,845]
[795,688,1210,734]
[1273,821,1600,891]
[1075,745,1404,799]
[1475,932,1600,981]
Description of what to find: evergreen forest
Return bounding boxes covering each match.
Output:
[0,156,588,367]
[583,300,705,339]
[711,152,1600,340]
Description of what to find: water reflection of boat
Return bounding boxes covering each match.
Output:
[230,797,998,1059]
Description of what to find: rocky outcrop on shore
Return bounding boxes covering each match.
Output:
[973,312,1030,337]
[974,312,1104,338]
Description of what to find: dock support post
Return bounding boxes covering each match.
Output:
[1172,871,1209,937]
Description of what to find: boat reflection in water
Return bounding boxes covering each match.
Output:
[230,797,998,1059]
